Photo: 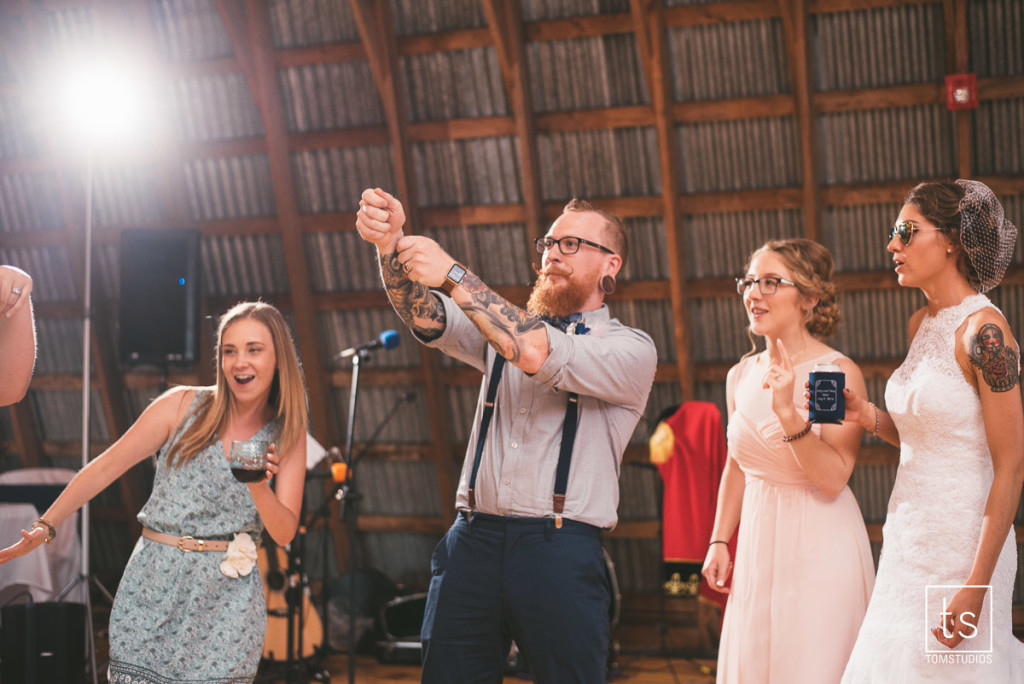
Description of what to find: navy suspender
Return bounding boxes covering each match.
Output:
[467,344,582,529]
[467,354,506,510]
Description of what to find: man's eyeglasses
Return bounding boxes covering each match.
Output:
[534,235,615,256]
[888,220,937,246]
[735,276,797,296]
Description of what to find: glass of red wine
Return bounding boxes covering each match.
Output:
[229,440,269,483]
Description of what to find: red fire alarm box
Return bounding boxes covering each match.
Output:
[945,73,979,110]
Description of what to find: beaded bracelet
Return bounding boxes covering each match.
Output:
[782,421,812,443]
[32,518,56,545]
[869,402,880,436]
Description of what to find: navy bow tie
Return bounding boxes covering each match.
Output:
[542,313,590,335]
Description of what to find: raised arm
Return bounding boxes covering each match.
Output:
[356,188,446,341]
[356,188,551,373]
[0,387,192,563]
[0,266,36,406]
[765,341,867,498]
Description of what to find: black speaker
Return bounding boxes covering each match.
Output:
[0,602,87,684]
[119,229,200,365]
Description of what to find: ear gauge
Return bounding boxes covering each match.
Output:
[600,274,616,294]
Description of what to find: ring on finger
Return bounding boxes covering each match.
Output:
[11,287,22,295]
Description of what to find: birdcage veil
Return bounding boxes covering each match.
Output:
[955,179,1018,293]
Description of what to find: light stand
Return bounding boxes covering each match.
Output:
[53,146,114,684]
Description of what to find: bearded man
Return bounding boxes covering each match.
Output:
[356,188,657,684]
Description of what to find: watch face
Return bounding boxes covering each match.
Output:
[448,263,467,283]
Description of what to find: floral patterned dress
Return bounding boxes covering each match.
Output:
[108,390,280,684]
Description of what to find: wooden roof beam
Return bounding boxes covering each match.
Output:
[349,0,459,550]
[482,0,544,242]
[944,0,971,179]
[214,1,333,447]
[780,0,822,242]
[631,0,694,401]
[8,400,44,468]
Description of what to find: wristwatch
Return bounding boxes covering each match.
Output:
[440,261,468,295]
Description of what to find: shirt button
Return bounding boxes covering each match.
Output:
[504,479,511,485]
[511,442,518,448]
[520,408,527,414]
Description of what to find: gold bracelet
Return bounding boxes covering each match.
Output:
[782,421,812,443]
[32,518,56,545]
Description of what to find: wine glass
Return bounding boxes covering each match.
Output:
[229,440,268,483]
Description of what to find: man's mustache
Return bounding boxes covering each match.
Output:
[532,264,574,278]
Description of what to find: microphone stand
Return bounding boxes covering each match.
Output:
[329,352,411,683]
[342,351,363,683]
[303,381,412,682]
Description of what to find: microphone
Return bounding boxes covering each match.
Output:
[335,329,400,360]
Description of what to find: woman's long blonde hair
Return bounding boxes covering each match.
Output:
[165,301,309,467]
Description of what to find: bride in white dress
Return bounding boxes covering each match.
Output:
[841,179,1024,682]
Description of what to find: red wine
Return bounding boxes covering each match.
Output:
[231,467,264,483]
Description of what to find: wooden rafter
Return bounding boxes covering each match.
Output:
[9,400,44,468]
[213,0,332,446]
[3,71,1024,181]
[944,0,972,179]
[348,0,458,565]
[780,0,822,241]
[481,0,544,244]
[630,0,694,401]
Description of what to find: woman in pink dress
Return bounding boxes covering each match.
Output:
[702,238,875,683]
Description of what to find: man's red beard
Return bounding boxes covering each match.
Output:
[526,266,591,318]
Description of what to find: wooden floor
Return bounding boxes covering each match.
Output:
[255,653,717,684]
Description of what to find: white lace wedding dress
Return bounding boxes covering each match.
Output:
[842,294,1024,682]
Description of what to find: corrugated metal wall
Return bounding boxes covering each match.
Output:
[1,0,1022,604]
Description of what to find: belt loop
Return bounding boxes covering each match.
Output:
[544,518,553,541]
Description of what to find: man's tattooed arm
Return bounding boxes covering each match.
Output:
[458,272,546,366]
[380,252,445,341]
[969,323,1020,393]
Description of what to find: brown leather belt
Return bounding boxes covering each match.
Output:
[142,527,230,552]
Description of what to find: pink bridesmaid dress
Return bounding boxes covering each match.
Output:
[716,352,875,683]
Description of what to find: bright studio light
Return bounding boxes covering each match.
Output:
[51,56,155,147]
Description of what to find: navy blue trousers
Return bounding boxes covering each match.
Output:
[420,513,610,684]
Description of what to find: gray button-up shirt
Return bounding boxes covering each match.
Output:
[423,296,658,529]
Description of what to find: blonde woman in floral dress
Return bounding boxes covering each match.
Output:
[0,301,309,683]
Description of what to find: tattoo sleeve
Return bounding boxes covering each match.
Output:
[459,273,545,365]
[380,252,445,341]
[969,323,1020,393]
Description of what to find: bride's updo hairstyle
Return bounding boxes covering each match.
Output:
[745,238,841,341]
[904,179,1017,294]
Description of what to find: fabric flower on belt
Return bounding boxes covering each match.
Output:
[219,532,258,578]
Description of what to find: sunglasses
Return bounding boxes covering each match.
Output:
[888,220,938,246]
